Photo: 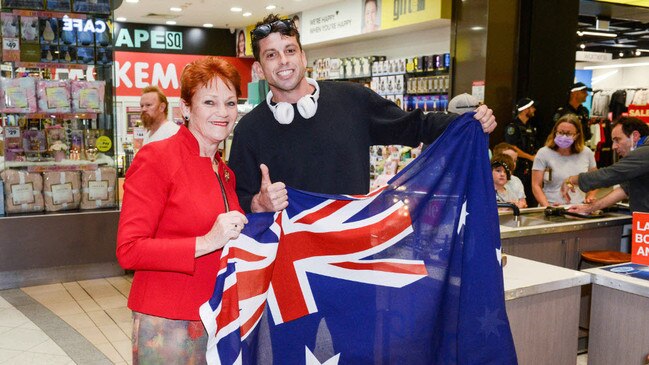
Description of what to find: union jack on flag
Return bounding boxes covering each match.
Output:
[200,113,518,365]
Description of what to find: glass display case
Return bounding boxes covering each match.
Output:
[0,4,116,216]
[0,1,122,289]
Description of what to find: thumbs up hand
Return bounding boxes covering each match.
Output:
[250,164,289,213]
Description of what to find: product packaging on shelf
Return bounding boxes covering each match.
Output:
[68,129,84,160]
[37,80,72,113]
[73,0,111,14]
[1,13,19,38]
[2,0,45,10]
[20,16,39,43]
[47,0,72,12]
[0,77,38,113]
[39,17,59,45]
[4,126,23,161]
[71,80,105,113]
[43,171,81,212]
[22,128,47,156]
[80,167,116,210]
[0,169,45,214]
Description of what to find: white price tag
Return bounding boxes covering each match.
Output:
[2,38,19,51]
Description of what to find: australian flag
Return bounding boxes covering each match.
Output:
[200,113,518,365]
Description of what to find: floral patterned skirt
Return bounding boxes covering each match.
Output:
[132,311,208,365]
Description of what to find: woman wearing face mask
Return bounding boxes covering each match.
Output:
[531,114,598,206]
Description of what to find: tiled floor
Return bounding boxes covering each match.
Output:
[0,275,592,364]
[0,276,133,365]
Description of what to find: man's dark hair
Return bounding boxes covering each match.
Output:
[614,117,649,138]
[251,14,301,61]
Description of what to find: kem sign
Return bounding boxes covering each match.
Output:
[115,28,183,50]
[62,16,107,34]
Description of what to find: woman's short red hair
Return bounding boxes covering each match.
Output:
[180,56,242,106]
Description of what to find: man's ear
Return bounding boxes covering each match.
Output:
[301,49,307,68]
[632,130,641,143]
[253,61,266,80]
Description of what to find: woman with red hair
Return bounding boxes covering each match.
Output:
[117,56,247,364]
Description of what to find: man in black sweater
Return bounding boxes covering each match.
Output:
[229,14,497,213]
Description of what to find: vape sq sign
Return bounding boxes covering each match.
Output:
[632,212,649,265]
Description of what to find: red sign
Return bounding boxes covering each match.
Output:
[632,212,649,265]
[628,104,649,124]
[114,51,254,98]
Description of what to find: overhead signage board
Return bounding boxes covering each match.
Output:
[576,51,613,62]
[381,0,450,30]
[114,23,235,56]
[114,51,254,98]
[300,1,362,45]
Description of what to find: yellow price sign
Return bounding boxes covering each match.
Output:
[96,136,112,152]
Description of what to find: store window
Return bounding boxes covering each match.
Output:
[0,0,117,216]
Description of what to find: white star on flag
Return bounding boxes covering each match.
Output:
[457,200,468,234]
[305,346,340,365]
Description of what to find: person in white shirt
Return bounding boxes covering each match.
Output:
[140,85,179,145]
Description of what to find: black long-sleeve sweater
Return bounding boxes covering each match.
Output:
[229,81,458,212]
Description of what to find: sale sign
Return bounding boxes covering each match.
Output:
[628,104,649,124]
[632,212,649,265]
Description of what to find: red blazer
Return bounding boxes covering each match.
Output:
[117,126,242,321]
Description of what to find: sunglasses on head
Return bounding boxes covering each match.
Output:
[251,19,295,40]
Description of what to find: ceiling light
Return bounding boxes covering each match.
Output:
[125,0,139,3]
[577,30,617,38]
[166,21,177,25]
[230,7,243,12]
[636,50,642,56]
[170,7,182,12]
[637,48,649,53]
[266,5,276,10]
[203,23,214,28]
[116,17,127,22]
[580,43,586,49]
[243,12,252,17]
[619,52,624,57]
[470,26,484,31]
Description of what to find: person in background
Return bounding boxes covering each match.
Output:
[504,97,538,206]
[492,154,526,208]
[140,85,179,145]
[553,82,593,142]
[563,117,649,214]
[228,14,497,214]
[532,114,598,206]
[363,0,380,33]
[493,142,527,208]
[117,57,248,363]
[447,92,480,114]
[237,30,246,57]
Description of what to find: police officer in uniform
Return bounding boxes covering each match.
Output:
[553,82,592,142]
[504,97,539,207]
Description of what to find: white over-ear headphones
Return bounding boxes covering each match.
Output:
[266,78,320,125]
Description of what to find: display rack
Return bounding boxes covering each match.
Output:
[0,2,122,289]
